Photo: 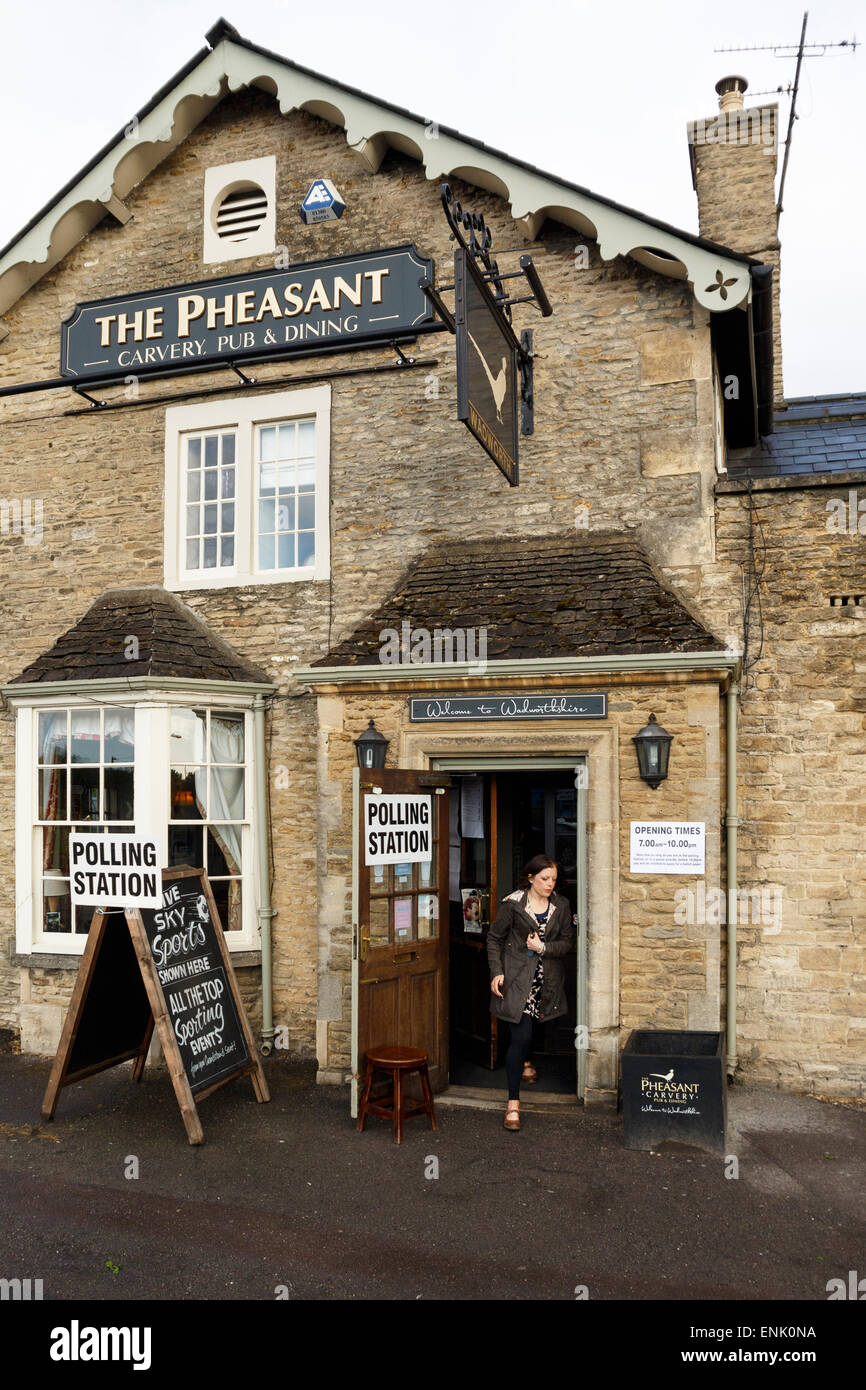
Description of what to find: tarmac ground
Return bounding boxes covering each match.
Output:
[0,1035,863,1362]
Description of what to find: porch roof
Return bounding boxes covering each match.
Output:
[7,587,271,685]
[314,531,726,667]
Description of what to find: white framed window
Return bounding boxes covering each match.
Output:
[35,707,136,938]
[164,386,331,590]
[203,156,276,265]
[168,707,246,936]
[15,695,259,956]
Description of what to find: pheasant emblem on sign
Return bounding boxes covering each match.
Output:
[468,330,508,424]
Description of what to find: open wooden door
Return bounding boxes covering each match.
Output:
[449,771,499,1070]
[351,768,450,1115]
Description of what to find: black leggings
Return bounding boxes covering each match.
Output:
[505,1013,534,1100]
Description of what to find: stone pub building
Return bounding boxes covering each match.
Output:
[0,21,862,1111]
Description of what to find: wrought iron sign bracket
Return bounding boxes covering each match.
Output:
[441,183,510,318]
[61,353,441,417]
[419,279,456,334]
[390,341,416,367]
[72,385,108,409]
[475,258,552,321]
[439,185,553,326]
[228,360,256,385]
[520,329,534,437]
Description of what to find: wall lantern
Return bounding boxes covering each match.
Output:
[633,713,673,790]
[354,719,389,769]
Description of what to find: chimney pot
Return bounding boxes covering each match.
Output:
[715,75,749,111]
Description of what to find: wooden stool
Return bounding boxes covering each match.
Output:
[356,1046,438,1144]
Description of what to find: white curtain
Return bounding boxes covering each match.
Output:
[103,707,135,752]
[193,714,244,875]
[171,707,206,763]
[39,711,67,763]
[70,708,100,748]
[205,716,243,932]
[39,708,135,768]
[39,712,66,825]
[40,707,135,871]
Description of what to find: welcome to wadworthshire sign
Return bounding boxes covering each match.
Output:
[60,244,437,380]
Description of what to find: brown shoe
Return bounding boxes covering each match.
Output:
[522,1062,537,1083]
[504,1104,521,1131]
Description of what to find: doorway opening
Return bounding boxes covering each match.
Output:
[440,764,584,1099]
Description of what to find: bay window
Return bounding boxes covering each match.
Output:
[16,696,258,955]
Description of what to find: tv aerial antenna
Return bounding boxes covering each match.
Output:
[715,11,858,214]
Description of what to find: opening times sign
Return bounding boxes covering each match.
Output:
[60,244,437,380]
[630,822,706,875]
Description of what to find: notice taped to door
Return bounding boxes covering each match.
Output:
[364,793,432,865]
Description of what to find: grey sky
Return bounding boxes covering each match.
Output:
[1,0,862,398]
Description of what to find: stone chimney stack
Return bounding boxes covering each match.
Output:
[688,76,783,406]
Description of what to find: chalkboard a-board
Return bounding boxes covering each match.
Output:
[135,868,253,1096]
[41,907,155,1090]
[43,867,269,1144]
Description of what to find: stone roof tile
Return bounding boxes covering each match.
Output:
[9,588,271,685]
[314,531,725,666]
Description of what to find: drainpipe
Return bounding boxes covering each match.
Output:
[254,694,276,1055]
[725,680,740,1078]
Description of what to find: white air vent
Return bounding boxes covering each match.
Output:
[215,185,269,242]
[203,157,276,265]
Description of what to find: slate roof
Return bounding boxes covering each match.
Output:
[726,393,866,480]
[8,588,271,685]
[314,532,726,666]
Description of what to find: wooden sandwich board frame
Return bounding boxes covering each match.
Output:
[42,866,269,1145]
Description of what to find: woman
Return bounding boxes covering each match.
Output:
[487,854,574,1130]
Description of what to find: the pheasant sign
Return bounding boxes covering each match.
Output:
[455,247,519,485]
[60,244,438,382]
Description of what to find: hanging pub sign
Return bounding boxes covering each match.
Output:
[60,244,437,381]
[437,182,551,486]
[455,245,520,486]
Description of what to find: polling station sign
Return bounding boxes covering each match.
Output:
[364,794,432,866]
[69,833,162,909]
